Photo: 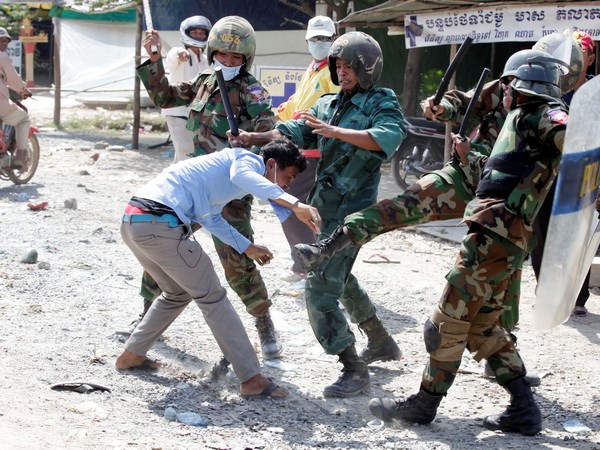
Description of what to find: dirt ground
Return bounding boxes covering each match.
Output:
[0,95,599,449]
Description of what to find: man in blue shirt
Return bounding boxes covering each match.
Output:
[115,138,321,399]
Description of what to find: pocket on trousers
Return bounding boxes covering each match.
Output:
[177,238,203,268]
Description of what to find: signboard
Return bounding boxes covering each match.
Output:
[405,3,600,48]
[255,66,305,108]
[7,41,22,76]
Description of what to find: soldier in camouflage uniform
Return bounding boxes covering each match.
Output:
[126,16,283,360]
[294,31,584,339]
[229,31,407,397]
[367,49,570,436]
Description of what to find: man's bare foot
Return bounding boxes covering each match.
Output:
[240,373,288,399]
[115,349,161,370]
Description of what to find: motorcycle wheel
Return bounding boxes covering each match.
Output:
[391,137,444,191]
[9,134,40,185]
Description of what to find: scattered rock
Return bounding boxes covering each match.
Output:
[93,142,109,149]
[64,198,78,209]
[21,249,38,264]
[107,145,126,152]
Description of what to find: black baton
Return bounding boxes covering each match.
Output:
[214,67,239,137]
[433,36,473,106]
[458,67,490,139]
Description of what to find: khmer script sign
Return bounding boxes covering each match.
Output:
[405,3,600,48]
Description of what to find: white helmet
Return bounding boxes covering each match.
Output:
[180,15,212,49]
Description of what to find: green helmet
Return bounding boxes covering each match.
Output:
[207,16,256,71]
[502,49,564,101]
[533,31,584,93]
[328,31,383,90]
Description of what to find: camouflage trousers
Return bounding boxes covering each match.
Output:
[305,244,377,355]
[139,195,271,318]
[343,168,520,331]
[422,224,528,395]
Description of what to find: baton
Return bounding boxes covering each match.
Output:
[141,0,158,55]
[433,36,473,105]
[458,67,490,139]
[214,67,239,137]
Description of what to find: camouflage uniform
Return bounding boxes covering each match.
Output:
[276,87,406,354]
[423,98,567,393]
[136,54,275,317]
[342,80,524,329]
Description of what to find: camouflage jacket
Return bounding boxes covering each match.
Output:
[276,87,407,234]
[465,99,568,251]
[137,58,275,155]
[433,79,507,190]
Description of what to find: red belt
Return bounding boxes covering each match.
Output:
[124,204,147,214]
[301,149,320,158]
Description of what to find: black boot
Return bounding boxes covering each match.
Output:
[369,388,443,424]
[358,315,402,364]
[116,299,152,337]
[292,225,352,272]
[255,314,283,359]
[323,345,370,398]
[483,377,542,435]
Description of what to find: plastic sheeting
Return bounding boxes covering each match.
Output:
[58,18,137,100]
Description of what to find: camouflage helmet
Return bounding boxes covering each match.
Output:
[207,16,256,70]
[503,49,564,101]
[328,31,383,90]
[533,30,584,93]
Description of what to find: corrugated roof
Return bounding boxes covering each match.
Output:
[340,0,591,28]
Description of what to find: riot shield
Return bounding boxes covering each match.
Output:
[534,76,600,329]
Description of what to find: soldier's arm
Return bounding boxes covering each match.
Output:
[423,80,503,124]
[137,58,197,109]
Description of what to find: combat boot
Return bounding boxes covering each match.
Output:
[255,314,283,359]
[116,298,152,337]
[292,225,351,272]
[323,345,370,398]
[483,377,542,435]
[369,388,444,424]
[358,315,402,364]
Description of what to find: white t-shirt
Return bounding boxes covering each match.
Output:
[161,46,209,118]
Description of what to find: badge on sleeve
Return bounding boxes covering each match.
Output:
[547,108,569,124]
[249,85,266,104]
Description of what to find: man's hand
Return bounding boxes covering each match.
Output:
[451,133,471,165]
[292,202,321,234]
[244,244,273,266]
[421,96,445,121]
[177,49,191,62]
[227,129,250,147]
[299,112,338,138]
[143,30,162,62]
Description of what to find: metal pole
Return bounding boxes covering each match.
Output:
[444,43,457,163]
[52,17,61,127]
[132,5,142,151]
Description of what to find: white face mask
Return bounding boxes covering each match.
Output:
[308,41,332,61]
[212,59,243,81]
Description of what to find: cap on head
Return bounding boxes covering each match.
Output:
[0,27,12,42]
[573,31,595,53]
[306,16,336,40]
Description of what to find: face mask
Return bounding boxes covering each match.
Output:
[212,59,243,81]
[308,41,332,61]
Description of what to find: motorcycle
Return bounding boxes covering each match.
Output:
[0,96,40,185]
[391,117,456,191]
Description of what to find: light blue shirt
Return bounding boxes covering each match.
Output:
[135,147,298,253]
